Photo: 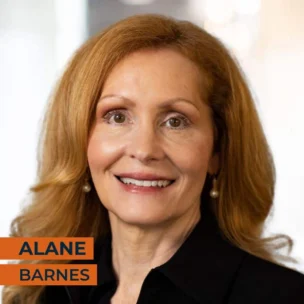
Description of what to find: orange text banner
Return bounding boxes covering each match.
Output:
[0,264,97,285]
[0,237,94,260]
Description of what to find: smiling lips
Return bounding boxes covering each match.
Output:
[115,173,175,189]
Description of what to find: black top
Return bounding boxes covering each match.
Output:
[42,209,304,304]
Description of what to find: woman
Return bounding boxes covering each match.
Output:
[3,14,304,304]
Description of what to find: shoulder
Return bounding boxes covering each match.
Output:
[240,253,304,287]
[230,253,304,303]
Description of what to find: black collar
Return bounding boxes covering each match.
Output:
[155,210,247,303]
[93,208,247,304]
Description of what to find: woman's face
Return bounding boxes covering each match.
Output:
[87,48,218,226]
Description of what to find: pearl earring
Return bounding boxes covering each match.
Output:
[82,177,91,193]
[209,176,219,199]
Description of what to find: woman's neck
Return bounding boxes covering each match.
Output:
[108,208,201,301]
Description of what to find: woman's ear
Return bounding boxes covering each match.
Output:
[208,152,220,176]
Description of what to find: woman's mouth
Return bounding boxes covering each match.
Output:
[115,175,175,192]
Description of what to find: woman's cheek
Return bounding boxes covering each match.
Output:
[87,127,126,168]
[171,133,212,173]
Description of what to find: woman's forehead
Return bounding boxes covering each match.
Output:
[100,48,207,103]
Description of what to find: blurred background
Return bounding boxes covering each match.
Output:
[1,0,303,296]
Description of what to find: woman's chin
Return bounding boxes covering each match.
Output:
[108,209,173,228]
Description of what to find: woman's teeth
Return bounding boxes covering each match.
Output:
[119,177,172,188]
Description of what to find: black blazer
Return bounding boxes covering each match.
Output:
[42,210,304,304]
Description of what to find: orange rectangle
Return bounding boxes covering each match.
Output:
[0,264,97,285]
[0,237,94,260]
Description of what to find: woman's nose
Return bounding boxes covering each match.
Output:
[126,124,165,164]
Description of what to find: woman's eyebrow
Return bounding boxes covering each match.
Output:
[98,94,135,106]
[98,94,200,111]
[159,98,200,111]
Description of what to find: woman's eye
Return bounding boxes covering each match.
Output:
[165,115,190,129]
[113,113,126,123]
[168,117,181,128]
[103,110,127,124]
